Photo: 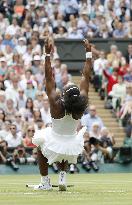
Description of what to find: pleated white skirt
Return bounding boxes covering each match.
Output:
[32,126,86,165]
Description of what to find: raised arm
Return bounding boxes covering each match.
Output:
[44,38,61,117]
[45,38,56,98]
[80,39,92,97]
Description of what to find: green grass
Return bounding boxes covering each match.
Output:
[0,174,132,205]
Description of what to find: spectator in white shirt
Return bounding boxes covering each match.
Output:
[0,120,11,141]
[17,88,27,109]
[40,97,52,125]
[5,124,22,148]
[6,17,20,36]
[15,37,27,55]
[93,51,108,91]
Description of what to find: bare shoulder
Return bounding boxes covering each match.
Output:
[49,91,65,118]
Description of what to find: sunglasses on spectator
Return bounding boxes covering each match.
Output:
[15,115,21,118]
[90,109,96,111]
[28,129,35,132]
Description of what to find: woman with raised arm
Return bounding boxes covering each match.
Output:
[32,38,93,191]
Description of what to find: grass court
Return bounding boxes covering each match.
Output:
[0,173,132,205]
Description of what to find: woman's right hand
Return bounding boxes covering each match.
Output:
[45,38,52,54]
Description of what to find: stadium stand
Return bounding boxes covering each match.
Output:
[0,0,132,173]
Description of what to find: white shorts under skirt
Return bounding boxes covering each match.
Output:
[32,127,86,165]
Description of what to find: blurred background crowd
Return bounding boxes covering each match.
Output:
[0,0,131,173]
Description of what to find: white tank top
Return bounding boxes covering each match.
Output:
[52,115,79,135]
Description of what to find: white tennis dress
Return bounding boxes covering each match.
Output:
[32,115,86,165]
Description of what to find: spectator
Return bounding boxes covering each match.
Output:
[125,44,132,64]
[113,21,127,38]
[40,97,52,125]
[5,99,17,121]
[25,80,37,100]
[0,120,11,141]
[103,69,118,94]
[0,108,5,129]
[17,88,27,109]
[124,63,132,82]
[19,97,34,121]
[0,91,6,110]
[5,124,22,148]
[93,50,108,91]
[109,76,126,111]
[89,122,101,140]
[81,105,104,132]
[23,125,36,148]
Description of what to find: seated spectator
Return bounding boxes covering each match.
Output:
[5,124,22,148]
[17,88,27,109]
[0,13,9,36]
[40,97,52,125]
[113,21,127,38]
[63,0,79,22]
[124,62,132,82]
[0,120,11,141]
[0,90,6,110]
[0,56,8,79]
[125,44,132,64]
[81,105,104,132]
[23,125,36,148]
[33,108,42,123]
[89,122,101,140]
[15,37,27,55]
[5,75,20,108]
[0,108,5,129]
[54,26,67,39]
[12,53,24,75]
[25,80,37,100]
[13,0,25,18]
[35,119,45,131]
[14,112,25,134]
[19,97,34,122]
[0,140,10,164]
[107,44,118,66]
[5,99,17,122]
[6,16,20,37]
[33,91,45,109]
[93,50,108,91]
[19,69,37,90]
[109,76,126,111]
[103,68,118,94]
[127,22,132,38]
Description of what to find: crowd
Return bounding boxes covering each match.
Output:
[0,0,131,172]
[0,0,132,41]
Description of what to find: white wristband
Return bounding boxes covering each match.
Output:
[86,52,92,59]
[45,54,50,57]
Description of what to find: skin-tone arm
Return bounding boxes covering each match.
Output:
[80,39,99,97]
[44,38,63,118]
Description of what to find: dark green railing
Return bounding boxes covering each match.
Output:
[54,39,131,71]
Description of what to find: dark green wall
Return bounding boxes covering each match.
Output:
[55,39,132,71]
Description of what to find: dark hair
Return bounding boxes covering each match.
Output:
[26,97,34,113]
[63,85,88,116]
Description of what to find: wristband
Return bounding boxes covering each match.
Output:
[45,54,50,57]
[86,52,92,59]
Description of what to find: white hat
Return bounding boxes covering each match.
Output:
[33,55,41,61]
[30,1,35,5]
[39,3,44,7]
[18,37,26,42]
[0,57,6,62]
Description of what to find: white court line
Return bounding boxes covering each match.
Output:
[1,180,132,186]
